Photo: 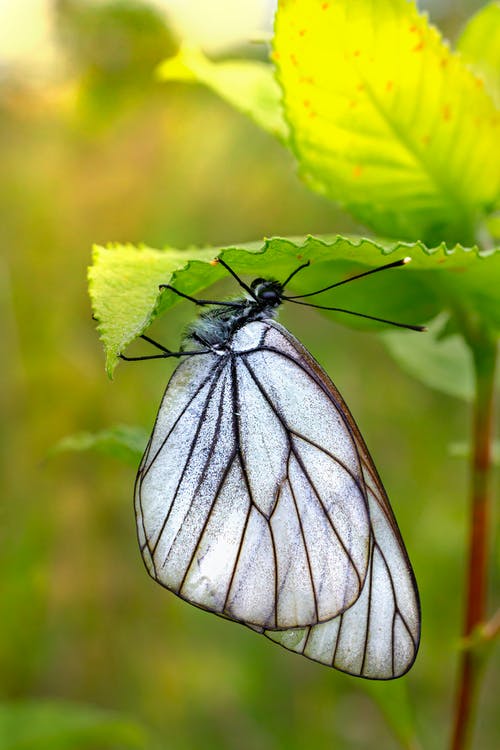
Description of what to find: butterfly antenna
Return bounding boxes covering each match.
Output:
[284,257,412,300]
[215,258,259,301]
[281,260,311,289]
[284,298,426,332]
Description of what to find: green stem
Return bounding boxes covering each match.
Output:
[450,332,497,750]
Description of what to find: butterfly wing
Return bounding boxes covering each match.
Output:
[259,321,420,678]
[135,319,373,630]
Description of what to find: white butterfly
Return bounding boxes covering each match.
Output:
[125,258,421,679]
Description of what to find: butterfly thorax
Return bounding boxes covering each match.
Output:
[182,279,283,351]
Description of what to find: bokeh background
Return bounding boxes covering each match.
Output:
[1,1,497,749]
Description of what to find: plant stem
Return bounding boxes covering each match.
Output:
[451,334,497,750]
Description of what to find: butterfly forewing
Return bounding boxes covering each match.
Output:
[135,319,373,630]
[236,323,371,624]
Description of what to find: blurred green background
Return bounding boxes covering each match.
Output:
[1,1,497,749]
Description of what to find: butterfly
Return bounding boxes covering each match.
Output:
[122,257,422,679]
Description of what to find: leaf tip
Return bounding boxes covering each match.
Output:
[105,352,119,380]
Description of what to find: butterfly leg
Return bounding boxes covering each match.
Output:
[120,349,211,362]
[120,334,211,362]
[159,284,242,308]
[139,334,172,354]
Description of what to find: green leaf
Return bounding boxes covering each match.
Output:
[380,314,475,401]
[157,44,288,141]
[89,236,499,376]
[49,425,149,465]
[274,0,500,244]
[457,2,500,107]
[0,700,154,750]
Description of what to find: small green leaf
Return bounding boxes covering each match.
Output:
[50,425,149,465]
[449,441,500,465]
[274,0,500,244]
[157,44,288,142]
[380,314,475,401]
[0,700,153,750]
[89,236,498,376]
[457,2,500,107]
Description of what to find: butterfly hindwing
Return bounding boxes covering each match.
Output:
[261,321,420,678]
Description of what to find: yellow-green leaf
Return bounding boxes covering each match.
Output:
[274,0,500,244]
[157,44,288,141]
[88,243,217,376]
[457,2,500,107]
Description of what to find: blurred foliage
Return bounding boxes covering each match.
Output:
[0,1,498,750]
[0,700,155,749]
[56,0,178,76]
[55,0,177,81]
[55,0,178,121]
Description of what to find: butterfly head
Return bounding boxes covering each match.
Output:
[250,278,284,308]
